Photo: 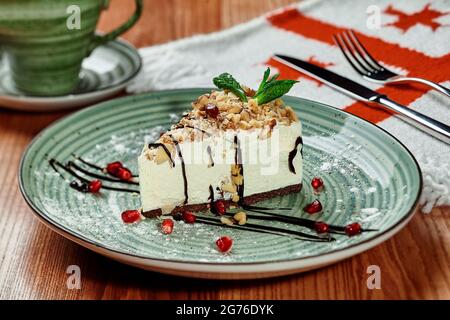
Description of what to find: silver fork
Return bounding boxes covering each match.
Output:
[333,30,450,98]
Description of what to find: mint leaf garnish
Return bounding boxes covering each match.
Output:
[213,73,247,102]
[255,68,271,96]
[254,79,297,105]
[212,68,297,105]
[254,68,297,105]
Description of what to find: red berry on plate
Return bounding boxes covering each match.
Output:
[121,210,141,224]
[117,167,132,181]
[345,222,361,236]
[106,161,123,175]
[311,177,324,190]
[216,236,233,253]
[161,219,174,234]
[303,199,323,214]
[205,103,219,118]
[88,179,102,193]
[314,221,329,234]
[182,211,197,223]
[214,200,226,215]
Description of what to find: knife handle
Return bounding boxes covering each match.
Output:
[376,96,450,144]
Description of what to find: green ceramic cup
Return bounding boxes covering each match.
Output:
[0,0,142,97]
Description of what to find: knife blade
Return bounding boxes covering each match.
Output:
[273,54,450,144]
[274,54,381,102]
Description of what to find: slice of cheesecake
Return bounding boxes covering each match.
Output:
[138,72,302,217]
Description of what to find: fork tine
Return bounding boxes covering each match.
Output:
[348,30,384,70]
[340,32,375,74]
[333,35,364,75]
[343,31,377,73]
[333,34,366,76]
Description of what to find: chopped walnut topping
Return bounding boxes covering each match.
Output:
[144,89,299,162]
[220,216,236,226]
[242,86,256,97]
[154,146,170,164]
[187,90,299,133]
[233,211,247,225]
[231,165,240,176]
[222,182,237,194]
[231,174,243,186]
[228,105,242,114]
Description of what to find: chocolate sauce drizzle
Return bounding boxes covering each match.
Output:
[72,154,102,170]
[243,205,292,211]
[69,180,89,192]
[206,145,214,167]
[288,136,303,174]
[208,185,214,202]
[68,161,139,186]
[148,143,175,167]
[49,159,139,193]
[169,136,188,205]
[184,125,212,137]
[234,135,245,205]
[195,215,333,242]
[192,202,376,241]
[73,154,138,178]
[228,209,350,235]
[208,185,217,215]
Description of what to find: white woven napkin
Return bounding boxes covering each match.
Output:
[127,0,450,213]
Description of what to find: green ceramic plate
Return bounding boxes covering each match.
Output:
[19,89,422,279]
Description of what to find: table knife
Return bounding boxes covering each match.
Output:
[274,54,450,144]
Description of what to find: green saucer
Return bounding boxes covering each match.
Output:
[0,39,141,112]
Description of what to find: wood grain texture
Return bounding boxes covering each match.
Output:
[0,0,449,300]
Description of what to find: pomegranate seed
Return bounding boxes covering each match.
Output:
[214,200,226,215]
[205,103,219,118]
[345,222,362,236]
[182,211,197,223]
[117,167,132,181]
[121,210,141,223]
[88,179,102,193]
[216,236,233,253]
[303,199,323,214]
[311,177,324,190]
[161,219,174,234]
[106,161,123,175]
[314,221,329,234]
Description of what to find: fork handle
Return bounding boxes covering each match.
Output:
[390,77,450,98]
[376,96,450,144]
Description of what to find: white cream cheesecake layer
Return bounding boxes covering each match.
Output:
[138,122,302,213]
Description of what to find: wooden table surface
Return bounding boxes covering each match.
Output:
[0,0,449,300]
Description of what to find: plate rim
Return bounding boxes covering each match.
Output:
[0,38,142,101]
[18,88,423,267]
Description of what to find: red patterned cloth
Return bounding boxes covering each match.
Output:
[129,0,450,212]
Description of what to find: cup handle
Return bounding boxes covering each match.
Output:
[88,0,143,53]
